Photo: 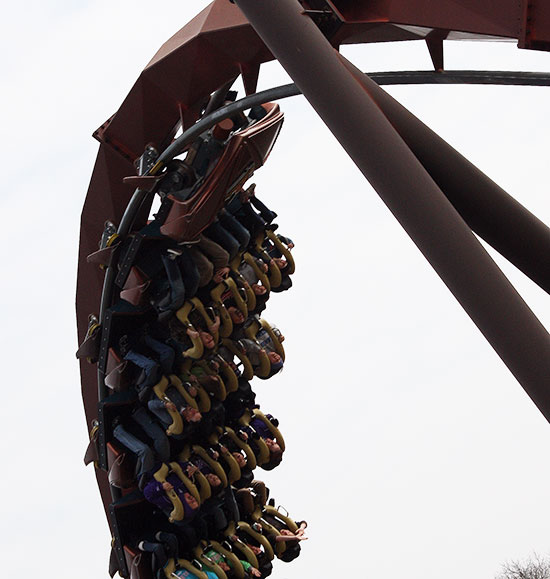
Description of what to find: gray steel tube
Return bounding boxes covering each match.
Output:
[340,56,550,294]
[233,0,550,419]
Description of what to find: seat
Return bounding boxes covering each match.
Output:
[152,376,182,436]
[222,427,257,470]
[244,317,285,360]
[242,252,271,291]
[192,543,229,579]
[107,441,136,490]
[189,297,220,344]
[152,463,184,523]
[179,445,229,488]
[104,348,130,391]
[229,257,257,312]
[223,522,260,568]
[76,313,101,364]
[210,277,248,338]
[214,357,238,394]
[252,236,282,289]
[123,545,152,579]
[163,558,208,579]
[188,361,227,402]
[237,415,270,466]
[218,448,242,485]
[108,491,156,579]
[252,409,285,452]
[255,505,300,557]
[152,374,200,436]
[209,540,246,579]
[265,229,295,275]
[152,463,201,523]
[174,302,204,360]
[120,267,151,307]
[219,339,254,381]
[170,461,212,503]
[97,390,138,471]
[234,521,274,561]
[167,375,200,409]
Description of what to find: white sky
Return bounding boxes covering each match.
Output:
[2,2,550,578]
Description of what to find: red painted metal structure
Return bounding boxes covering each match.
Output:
[78,0,550,574]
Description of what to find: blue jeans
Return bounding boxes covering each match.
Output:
[178,248,200,298]
[112,424,155,479]
[158,253,186,313]
[144,335,175,375]
[250,195,277,223]
[206,221,240,261]
[131,406,170,463]
[219,211,250,251]
[124,350,159,390]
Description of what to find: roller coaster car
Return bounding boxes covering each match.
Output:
[160,103,284,243]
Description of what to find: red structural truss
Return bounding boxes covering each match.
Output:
[77,0,550,573]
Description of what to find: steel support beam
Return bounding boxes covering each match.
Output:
[339,57,550,296]
[233,0,550,420]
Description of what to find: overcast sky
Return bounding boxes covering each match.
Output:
[2,2,550,578]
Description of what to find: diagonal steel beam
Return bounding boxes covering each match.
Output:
[339,57,550,296]
[233,0,550,420]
